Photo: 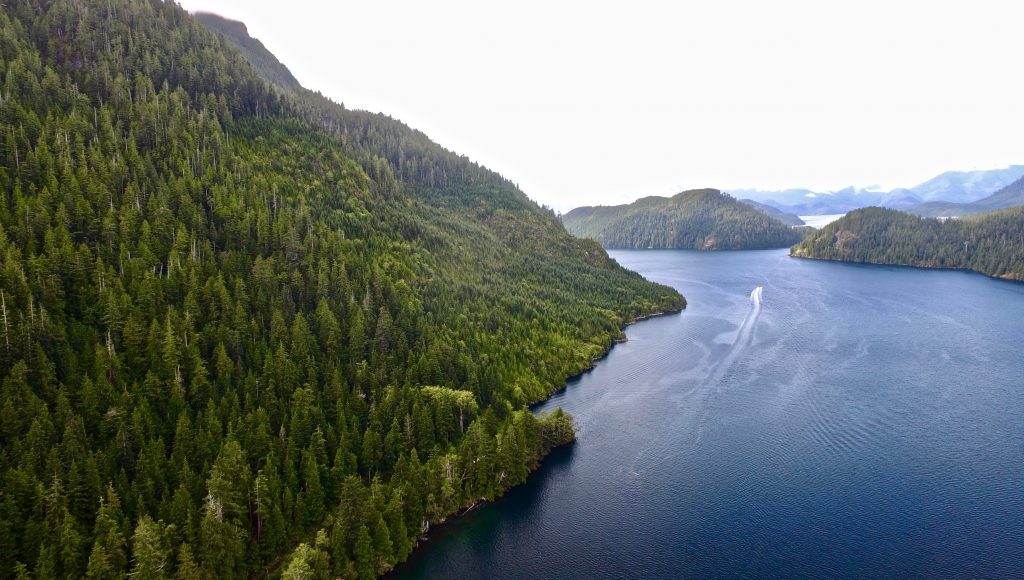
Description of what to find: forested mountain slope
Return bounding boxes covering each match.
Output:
[791,207,1024,280]
[738,199,805,226]
[563,189,805,250]
[193,13,302,91]
[194,12,540,216]
[0,1,683,578]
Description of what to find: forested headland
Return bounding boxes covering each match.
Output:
[0,1,684,578]
[563,189,805,250]
[791,207,1024,281]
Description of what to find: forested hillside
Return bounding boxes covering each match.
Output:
[193,13,302,91]
[738,199,805,226]
[791,207,1024,280]
[0,1,684,578]
[563,189,805,250]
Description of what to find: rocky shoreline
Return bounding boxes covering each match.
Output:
[790,253,1024,283]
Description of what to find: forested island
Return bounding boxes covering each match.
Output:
[0,2,684,578]
[563,189,805,250]
[791,207,1024,280]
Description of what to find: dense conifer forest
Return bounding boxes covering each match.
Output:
[0,1,684,577]
[792,207,1024,280]
[563,189,805,250]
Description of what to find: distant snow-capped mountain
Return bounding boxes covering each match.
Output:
[727,165,1024,215]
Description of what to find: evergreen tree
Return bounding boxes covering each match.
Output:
[198,493,245,578]
[130,516,169,580]
[172,544,202,580]
[85,486,128,580]
[281,531,330,580]
[299,450,325,526]
[354,525,376,580]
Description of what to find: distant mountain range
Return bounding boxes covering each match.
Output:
[728,165,1024,216]
[905,175,1024,217]
[563,189,805,250]
[738,199,805,226]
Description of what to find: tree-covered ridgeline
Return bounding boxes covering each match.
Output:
[192,12,544,217]
[563,189,805,250]
[0,1,684,578]
[791,207,1024,280]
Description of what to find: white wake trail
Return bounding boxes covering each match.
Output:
[733,286,764,354]
[706,286,766,386]
[751,285,763,308]
[687,286,766,443]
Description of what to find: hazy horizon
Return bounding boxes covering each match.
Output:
[178,0,1024,212]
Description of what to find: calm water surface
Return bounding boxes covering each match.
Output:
[799,214,846,228]
[394,250,1024,579]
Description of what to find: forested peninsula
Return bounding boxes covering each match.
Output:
[0,2,684,578]
[563,189,805,250]
[791,207,1024,281]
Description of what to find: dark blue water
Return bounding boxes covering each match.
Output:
[394,250,1024,579]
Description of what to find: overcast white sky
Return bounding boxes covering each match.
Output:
[177,0,1024,211]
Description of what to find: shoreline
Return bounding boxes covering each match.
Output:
[604,245,795,252]
[789,253,1024,283]
[388,303,683,577]
[386,436,576,578]
[532,304,686,409]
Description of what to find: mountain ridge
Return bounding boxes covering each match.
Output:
[906,175,1024,217]
[727,165,1024,215]
[738,199,805,226]
[193,12,303,90]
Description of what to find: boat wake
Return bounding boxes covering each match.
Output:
[687,286,764,444]
[713,286,763,380]
[751,285,763,307]
[634,285,767,475]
